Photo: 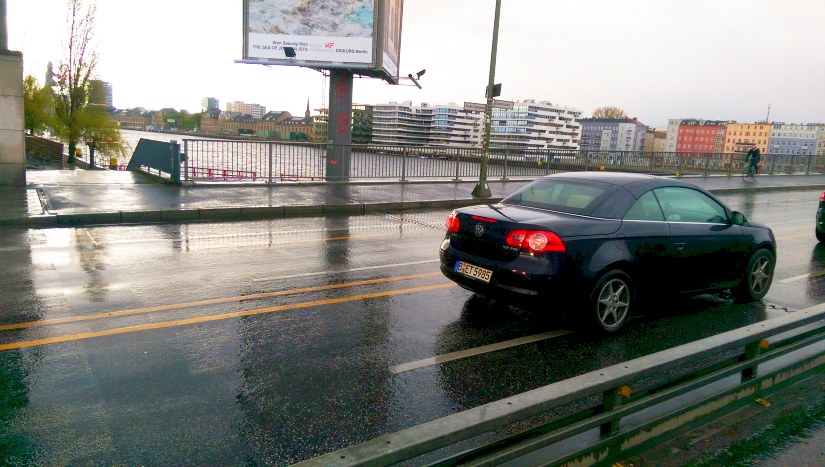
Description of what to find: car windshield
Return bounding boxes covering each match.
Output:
[501,179,610,214]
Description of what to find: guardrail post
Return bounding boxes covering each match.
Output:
[453,149,461,182]
[740,339,768,382]
[769,154,776,175]
[599,385,630,436]
[401,146,407,182]
[268,142,274,183]
[501,152,508,181]
[703,153,710,177]
[806,154,813,174]
[170,140,181,184]
[183,140,189,182]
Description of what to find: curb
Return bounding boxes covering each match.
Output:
[2,182,823,230]
[0,198,500,229]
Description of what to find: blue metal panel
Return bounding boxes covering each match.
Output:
[127,138,181,183]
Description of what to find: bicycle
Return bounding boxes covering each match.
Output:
[742,162,759,182]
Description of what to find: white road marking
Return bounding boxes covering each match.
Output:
[389,330,574,374]
[778,270,825,284]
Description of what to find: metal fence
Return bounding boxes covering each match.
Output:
[159,139,824,183]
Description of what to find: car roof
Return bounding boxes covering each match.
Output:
[538,171,714,202]
[541,171,662,186]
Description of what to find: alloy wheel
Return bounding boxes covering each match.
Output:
[597,278,630,329]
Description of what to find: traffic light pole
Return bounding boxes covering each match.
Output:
[471,0,501,199]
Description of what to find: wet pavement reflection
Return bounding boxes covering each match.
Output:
[0,189,822,464]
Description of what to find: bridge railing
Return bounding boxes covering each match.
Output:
[128,138,825,183]
[295,304,825,466]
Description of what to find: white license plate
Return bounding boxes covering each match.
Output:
[454,261,493,283]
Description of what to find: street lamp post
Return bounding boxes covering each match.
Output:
[472,0,502,198]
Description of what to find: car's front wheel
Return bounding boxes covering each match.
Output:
[816,229,825,243]
[587,270,633,333]
[733,249,775,303]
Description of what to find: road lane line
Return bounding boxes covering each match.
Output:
[0,272,442,331]
[0,282,457,351]
[253,260,440,282]
[775,232,814,241]
[778,270,825,284]
[389,330,574,375]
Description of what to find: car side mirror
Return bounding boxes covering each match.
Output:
[731,211,747,225]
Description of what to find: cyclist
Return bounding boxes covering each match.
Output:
[745,144,761,177]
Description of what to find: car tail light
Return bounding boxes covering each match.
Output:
[506,230,565,253]
[446,211,460,233]
[820,191,825,201]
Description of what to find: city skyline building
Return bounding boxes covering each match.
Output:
[372,101,484,148]
[225,100,266,119]
[489,99,582,152]
[89,79,113,107]
[675,119,728,153]
[723,122,771,155]
[768,123,819,156]
[201,97,219,111]
[579,118,647,152]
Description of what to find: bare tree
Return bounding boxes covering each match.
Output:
[51,0,123,165]
[591,106,629,119]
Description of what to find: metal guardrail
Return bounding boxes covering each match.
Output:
[176,139,825,183]
[295,305,825,466]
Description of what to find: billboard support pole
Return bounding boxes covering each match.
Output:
[472,0,501,198]
[327,69,353,181]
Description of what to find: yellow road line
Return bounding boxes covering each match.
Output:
[0,272,442,331]
[0,282,457,351]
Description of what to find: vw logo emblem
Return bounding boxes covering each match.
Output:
[474,224,485,237]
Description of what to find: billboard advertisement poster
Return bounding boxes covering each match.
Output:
[244,0,376,66]
[378,0,403,81]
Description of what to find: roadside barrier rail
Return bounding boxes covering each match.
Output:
[124,138,825,184]
[295,304,825,466]
[178,140,825,183]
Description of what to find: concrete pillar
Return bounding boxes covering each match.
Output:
[0,49,26,185]
[326,69,353,181]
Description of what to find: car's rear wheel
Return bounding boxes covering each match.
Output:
[587,270,632,333]
[733,249,775,303]
[816,229,825,243]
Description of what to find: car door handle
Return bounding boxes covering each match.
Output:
[673,242,686,250]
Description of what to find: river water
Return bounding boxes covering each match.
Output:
[115,129,553,181]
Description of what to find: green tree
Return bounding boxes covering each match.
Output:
[51,0,123,165]
[23,76,54,135]
[592,106,629,119]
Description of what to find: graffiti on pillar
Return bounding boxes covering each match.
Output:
[334,79,349,102]
[336,113,351,135]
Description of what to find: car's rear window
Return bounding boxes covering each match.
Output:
[501,179,610,214]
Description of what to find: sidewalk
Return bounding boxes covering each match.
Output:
[1,169,824,228]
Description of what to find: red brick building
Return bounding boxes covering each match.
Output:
[676,119,728,153]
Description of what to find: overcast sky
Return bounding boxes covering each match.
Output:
[8,0,825,128]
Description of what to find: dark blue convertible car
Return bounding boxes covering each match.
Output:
[440,172,776,333]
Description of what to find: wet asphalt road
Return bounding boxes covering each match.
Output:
[0,189,823,465]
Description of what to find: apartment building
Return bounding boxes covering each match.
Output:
[372,101,483,148]
[579,118,647,152]
[665,119,681,152]
[225,101,267,119]
[818,124,825,156]
[201,97,219,111]
[676,119,728,153]
[723,122,771,154]
[768,123,818,155]
[489,99,581,152]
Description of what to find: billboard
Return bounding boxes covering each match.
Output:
[242,0,401,83]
